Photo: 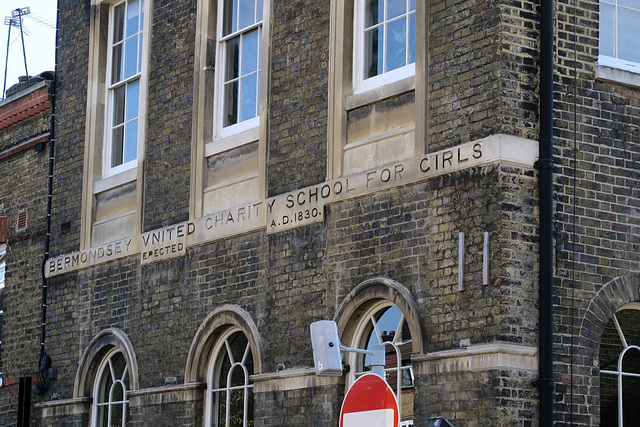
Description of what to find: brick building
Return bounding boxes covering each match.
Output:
[0,0,638,426]
[0,72,54,424]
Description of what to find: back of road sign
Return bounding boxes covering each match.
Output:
[340,373,399,427]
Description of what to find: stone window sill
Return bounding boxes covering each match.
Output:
[94,167,137,195]
[595,63,640,89]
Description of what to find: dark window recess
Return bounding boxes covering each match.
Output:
[18,376,31,427]
[0,217,7,242]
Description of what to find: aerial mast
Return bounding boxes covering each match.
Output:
[2,7,31,98]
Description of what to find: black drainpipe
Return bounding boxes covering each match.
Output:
[535,0,555,422]
[35,0,59,395]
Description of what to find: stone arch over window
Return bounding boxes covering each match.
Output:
[579,272,640,351]
[73,328,139,399]
[335,277,423,426]
[335,277,423,355]
[185,305,262,384]
[576,272,640,425]
[599,302,640,426]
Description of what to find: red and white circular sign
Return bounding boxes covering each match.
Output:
[339,373,399,427]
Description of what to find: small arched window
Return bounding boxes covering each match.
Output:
[206,328,255,427]
[348,301,414,426]
[600,306,640,426]
[92,348,130,427]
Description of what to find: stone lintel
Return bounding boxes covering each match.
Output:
[36,397,92,417]
[127,382,206,406]
[251,368,343,392]
[412,343,538,375]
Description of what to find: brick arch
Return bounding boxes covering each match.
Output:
[184,305,263,384]
[334,277,424,355]
[579,271,640,352]
[73,328,139,398]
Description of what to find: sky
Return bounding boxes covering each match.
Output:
[0,0,56,98]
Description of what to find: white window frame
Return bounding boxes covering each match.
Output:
[600,307,640,427]
[213,0,264,143]
[347,301,414,424]
[103,0,147,178]
[91,348,130,427]
[598,0,640,73]
[205,327,254,427]
[353,0,416,94]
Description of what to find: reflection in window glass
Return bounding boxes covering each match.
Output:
[599,0,640,65]
[363,0,415,79]
[353,304,414,425]
[220,0,262,129]
[108,0,144,171]
[600,308,640,426]
[207,329,254,427]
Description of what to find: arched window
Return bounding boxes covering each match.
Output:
[347,301,414,426]
[600,306,640,426]
[92,348,130,427]
[206,328,255,427]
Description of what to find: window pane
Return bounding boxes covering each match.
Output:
[223,0,239,35]
[245,349,254,376]
[239,0,256,30]
[257,0,263,22]
[366,0,384,27]
[409,0,416,11]
[111,381,125,403]
[113,4,125,43]
[111,403,124,427]
[126,0,140,37]
[365,26,383,78]
[387,0,406,20]
[600,371,619,425]
[240,74,258,122]
[216,390,228,425]
[113,86,126,126]
[124,120,138,163]
[622,373,640,426]
[408,13,415,64]
[620,0,640,10]
[599,3,615,57]
[229,331,250,362]
[98,404,108,426]
[617,310,640,344]
[124,35,139,79]
[618,9,640,63]
[111,352,127,382]
[140,0,144,30]
[622,348,640,375]
[126,80,140,121]
[224,80,239,127]
[217,345,233,387]
[112,126,124,167]
[230,365,246,387]
[112,44,123,83]
[138,35,143,73]
[386,17,407,72]
[226,37,241,81]
[241,29,260,75]
[229,388,247,426]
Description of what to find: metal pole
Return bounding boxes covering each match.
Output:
[16,9,29,80]
[2,22,11,98]
[536,0,555,420]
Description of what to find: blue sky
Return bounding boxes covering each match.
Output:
[1,1,56,97]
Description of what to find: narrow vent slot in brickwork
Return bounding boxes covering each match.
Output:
[16,210,27,231]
